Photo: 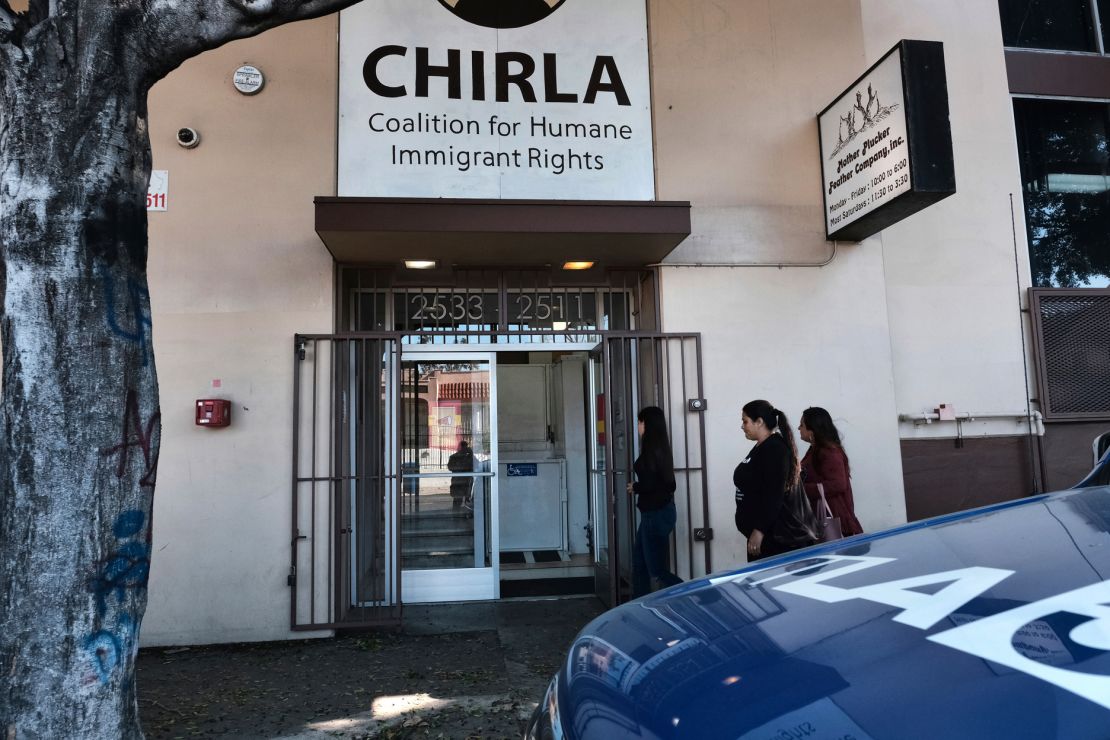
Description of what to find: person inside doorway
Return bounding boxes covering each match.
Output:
[627,406,683,597]
[448,440,474,509]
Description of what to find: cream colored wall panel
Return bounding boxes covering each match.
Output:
[143,311,331,646]
[650,0,865,211]
[658,254,906,573]
[147,18,339,316]
[143,18,339,645]
[860,1,1036,439]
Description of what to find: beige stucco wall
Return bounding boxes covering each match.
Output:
[859,0,1035,441]
[650,0,906,572]
[651,0,1034,573]
[143,18,338,646]
[138,1,1036,642]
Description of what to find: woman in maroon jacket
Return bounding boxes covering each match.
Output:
[799,407,864,536]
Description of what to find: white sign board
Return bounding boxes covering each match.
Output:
[338,0,655,200]
[819,47,910,237]
[146,170,168,212]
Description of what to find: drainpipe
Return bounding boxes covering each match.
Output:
[898,411,1046,437]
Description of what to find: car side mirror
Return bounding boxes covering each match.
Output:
[1095,431,1110,467]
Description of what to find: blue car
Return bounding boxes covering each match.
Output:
[526,453,1110,739]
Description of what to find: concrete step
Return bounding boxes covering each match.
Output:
[402,535,474,555]
[402,511,473,531]
[402,553,475,570]
[402,524,473,538]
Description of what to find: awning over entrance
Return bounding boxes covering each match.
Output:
[314,197,691,267]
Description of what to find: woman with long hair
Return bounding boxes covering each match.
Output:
[734,399,807,561]
[627,406,683,596]
[799,407,863,536]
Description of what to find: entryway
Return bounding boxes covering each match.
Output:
[290,327,711,626]
[397,347,603,604]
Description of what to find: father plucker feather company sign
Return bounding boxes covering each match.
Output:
[818,40,956,242]
[338,0,655,200]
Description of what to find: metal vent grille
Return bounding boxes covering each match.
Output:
[1031,289,1110,421]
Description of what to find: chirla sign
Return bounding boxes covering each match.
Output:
[818,40,956,242]
[338,0,654,200]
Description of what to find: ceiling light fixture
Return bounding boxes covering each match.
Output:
[404,260,437,270]
[562,261,595,271]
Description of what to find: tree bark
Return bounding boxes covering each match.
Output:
[0,0,364,735]
[1,10,160,737]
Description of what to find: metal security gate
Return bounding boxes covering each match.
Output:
[291,333,402,630]
[598,333,711,607]
[1029,288,1110,421]
[290,329,710,620]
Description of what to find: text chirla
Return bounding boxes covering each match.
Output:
[363,46,632,106]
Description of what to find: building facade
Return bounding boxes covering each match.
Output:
[139,0,1109,646]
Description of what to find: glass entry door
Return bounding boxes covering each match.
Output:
[399,353,498,602]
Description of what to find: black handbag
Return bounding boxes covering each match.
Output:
[772,478,819,549]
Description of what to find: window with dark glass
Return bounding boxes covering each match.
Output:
[999,0,1099,52]
[1102,0,1110,50]
[1013,98,1110,287]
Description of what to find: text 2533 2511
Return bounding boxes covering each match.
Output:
[395,291,600,329]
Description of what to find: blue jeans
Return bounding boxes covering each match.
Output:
[632,501,683,598]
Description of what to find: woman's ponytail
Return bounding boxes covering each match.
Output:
[775,408,799,486]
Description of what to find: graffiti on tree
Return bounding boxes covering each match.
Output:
[84,509,150,684]
[86,387,158,684]
[85,616,137,685]
[100,388,161,488]
[99,264,152,365]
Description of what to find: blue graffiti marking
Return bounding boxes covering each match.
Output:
[89,510,151,618]
[85,631,121,683]
[84,511,149,684]
[114,509,145,538]
[85,616,137,685]
[99,265,152,365]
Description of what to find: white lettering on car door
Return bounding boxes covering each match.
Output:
[929,580,1110,711]
[733,555,1015,630]
[775,566,1015,629]
[712,554,1110,709]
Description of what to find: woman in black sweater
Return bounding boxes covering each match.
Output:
[627,406,683,597]
[734,399,800,561]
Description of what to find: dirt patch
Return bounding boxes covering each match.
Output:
[138,597,604,739]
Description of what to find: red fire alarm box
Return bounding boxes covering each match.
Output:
[195,399,231,427]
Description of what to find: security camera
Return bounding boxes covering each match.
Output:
[176,127,200,149]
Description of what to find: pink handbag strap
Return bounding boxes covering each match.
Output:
[817,483,834,518]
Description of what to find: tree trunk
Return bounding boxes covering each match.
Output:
[0,21,158,739]
[0,1,366,734]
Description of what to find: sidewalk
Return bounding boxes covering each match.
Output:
[138,596,605,739]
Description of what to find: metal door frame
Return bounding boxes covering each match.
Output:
[600,332,712,607]
[399,350,501,603]
[291,332,403,630]
[290,329,710,626]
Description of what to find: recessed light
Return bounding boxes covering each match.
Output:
[562,261,595,271]
[404,260,437,270]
